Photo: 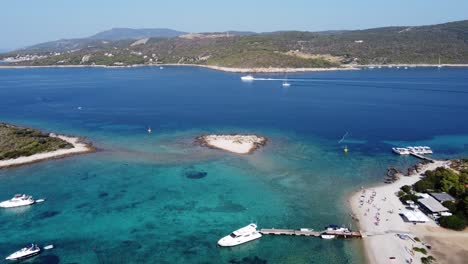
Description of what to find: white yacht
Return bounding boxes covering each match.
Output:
[0,194,35,208]
[392,147,411,155]
[218,223,262,247]
[392,146,433,155]
[5,244,41,261]
[282,81,291,87]
[241,75,254,81]
[321,234,336,239]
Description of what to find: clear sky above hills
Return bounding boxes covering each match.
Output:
[2,0,468,49]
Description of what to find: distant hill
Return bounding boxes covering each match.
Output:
[2,20,468,68]
[21,28,186,52]
[89,28,186,40]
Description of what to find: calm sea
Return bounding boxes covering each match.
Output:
[0,66,467,263]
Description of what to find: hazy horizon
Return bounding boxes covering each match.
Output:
[2,0,468,50]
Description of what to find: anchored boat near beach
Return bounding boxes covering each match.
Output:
[218,223,262,247]
[392,146,433,155]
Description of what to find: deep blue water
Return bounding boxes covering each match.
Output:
[0,66,467,263]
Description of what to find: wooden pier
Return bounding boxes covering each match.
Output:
[259,228,362,238]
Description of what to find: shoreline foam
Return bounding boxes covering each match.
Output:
[0,134,94,169]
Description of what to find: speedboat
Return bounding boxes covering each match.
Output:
[218,223,262,247]
[5,244,41,261]
[321,234,336,239]
[241,75,254,81]
[0,194,35,208]
[282,81,291,87]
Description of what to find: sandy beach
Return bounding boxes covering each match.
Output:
[196,134,267,154]
[0,134,93,169]
[350,160,468,264]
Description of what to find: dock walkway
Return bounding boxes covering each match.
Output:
[410,153,435,162]
[259,228,362,238]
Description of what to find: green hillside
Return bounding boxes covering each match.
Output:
[1,20,467,68]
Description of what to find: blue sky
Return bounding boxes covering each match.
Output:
[2,0,467,49]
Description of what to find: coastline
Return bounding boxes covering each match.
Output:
[358,64,468,68]
[1,63,467,73]
[0,134,94,169]
[349,160,468,264]
[0,63,357,73]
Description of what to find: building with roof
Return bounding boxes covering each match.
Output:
[400,211,430,223]
[418,196,449,215]
[430,192,455,203]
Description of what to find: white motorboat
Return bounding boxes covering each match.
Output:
[392,147,410,155]
[392,146,433,155]
[0,194,35,208]
[325,225,350,233]
[5,244,41,261]
[282,81,291,87]
[241,75,254,81]
[218,223,262,247]
[321,234,336,239]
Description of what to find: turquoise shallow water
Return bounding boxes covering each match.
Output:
[0,67,468,263]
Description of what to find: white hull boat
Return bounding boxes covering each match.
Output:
[241,75,254,81]
[0,194,35,208]
[392,146,433,155]
[321,234,336,239]
[218,223,262,247]
[5,244,41,261]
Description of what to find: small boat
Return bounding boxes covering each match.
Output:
[218,223,262,247]
[35,199,46,203]
[321,234,336,239]
[325,225,350,232]
[5,244,41,261]
[0,194,35,208]
[43,245,54,250]
[282,81,291,87]
[344,146,348,153]
[241,75,254,81]
[147,127,152,134]
[160,66,164,70]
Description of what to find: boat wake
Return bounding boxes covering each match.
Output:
[338,132,349,144]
